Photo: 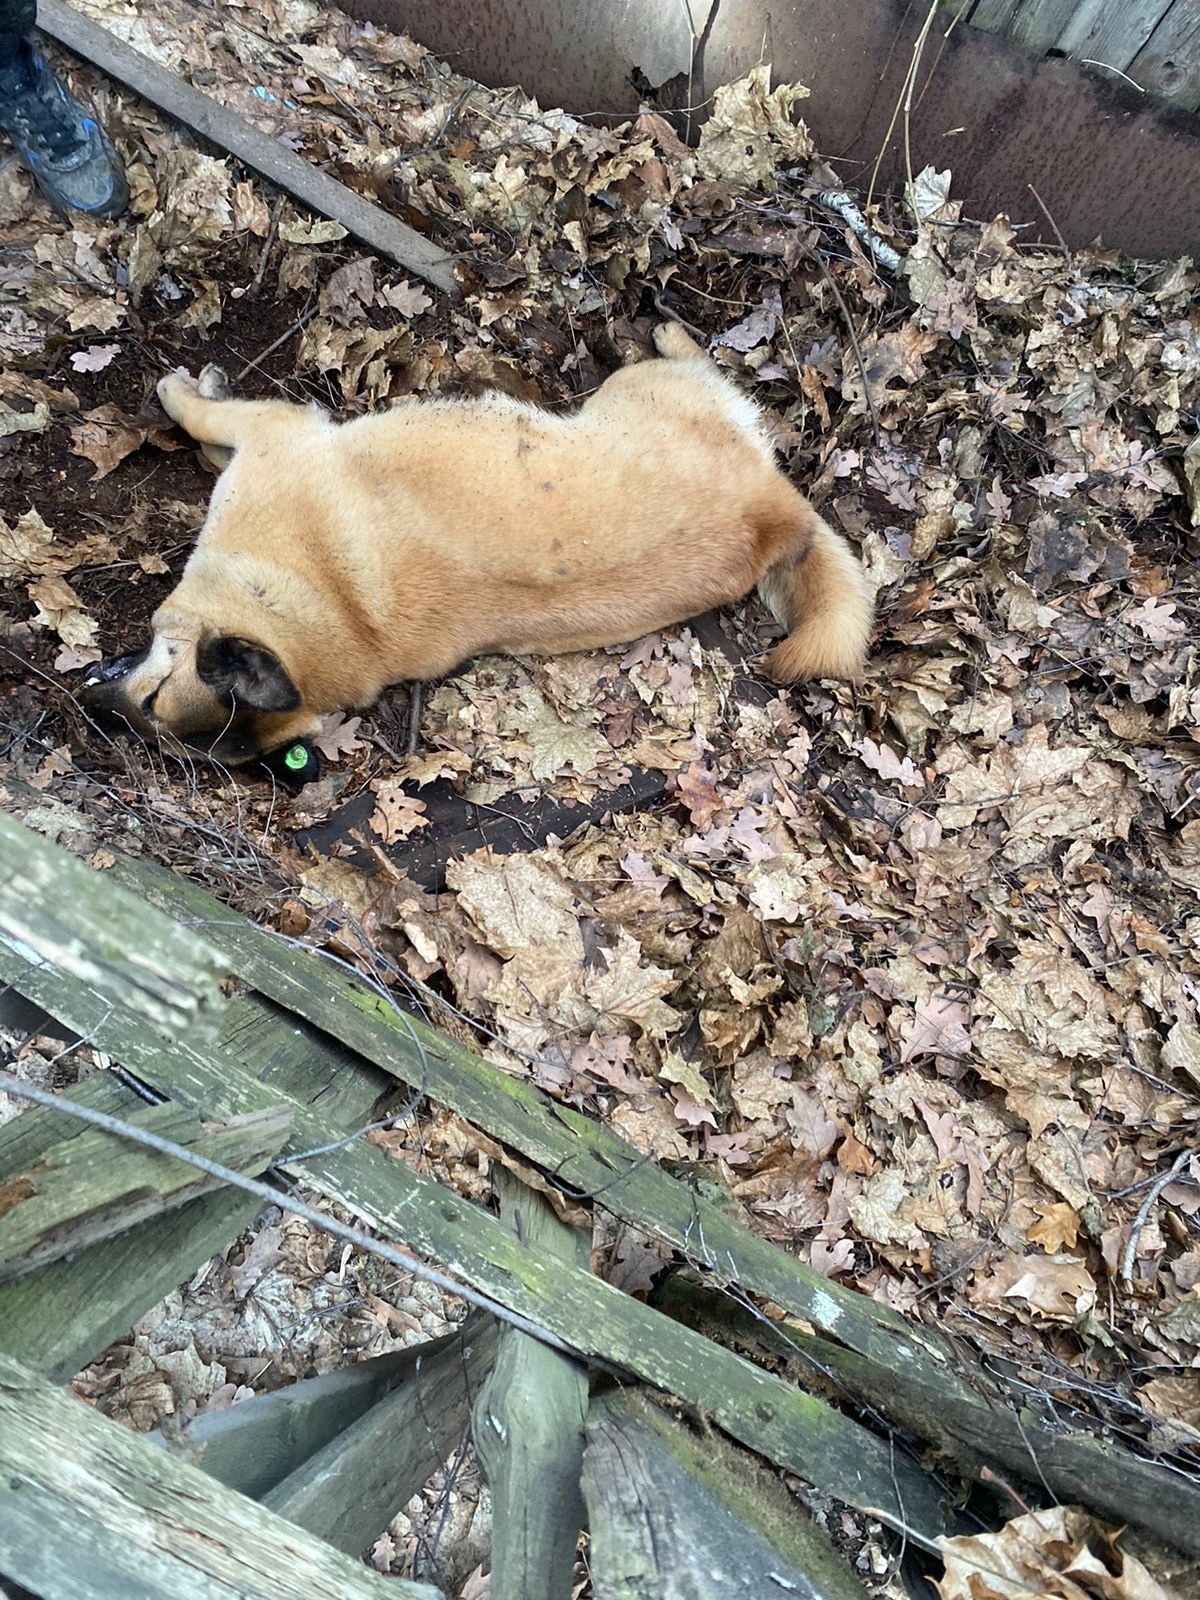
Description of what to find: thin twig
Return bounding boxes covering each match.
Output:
[235,300,319,383]
[807,248,882,448]
[1027,182,1071,262]
[1121,1148,1194,1287]
[651,290,707,342]
[0,1069,578,1355]
[814,189,903,274]
[244,192,286,300]
[406,679,423,755]
[867,0,940,221]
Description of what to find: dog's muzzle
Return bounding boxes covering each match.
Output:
[83,650,147,691]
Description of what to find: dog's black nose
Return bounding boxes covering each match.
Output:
[83,650,147,690]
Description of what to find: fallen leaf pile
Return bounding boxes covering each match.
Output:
[2,0,1200,1581]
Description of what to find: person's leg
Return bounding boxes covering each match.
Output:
[0,0,36,66]
[0,1,127,217]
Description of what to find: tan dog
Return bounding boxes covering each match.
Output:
[85,325,872,766]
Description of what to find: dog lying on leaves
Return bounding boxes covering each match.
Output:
[86,324,873,768]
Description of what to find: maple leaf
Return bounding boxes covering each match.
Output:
[983,473,1012,520]
[525,715,609,782]
[447,852,584,963]
[581,928,679,1038]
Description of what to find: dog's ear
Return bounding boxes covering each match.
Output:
[197,635,300,712]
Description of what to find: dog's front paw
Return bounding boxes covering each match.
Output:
[157,367,200,421]
[198,364,232,401]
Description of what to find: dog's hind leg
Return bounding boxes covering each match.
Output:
[157,369,314,453]
[653,322,708,361]
[757,501,874,683]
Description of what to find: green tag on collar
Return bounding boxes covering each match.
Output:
[283,743,310,772]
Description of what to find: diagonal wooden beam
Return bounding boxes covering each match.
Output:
[37,0,461,297]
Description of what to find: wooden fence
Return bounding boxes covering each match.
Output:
[0,809,1196,1596]
[949,0,1200,108]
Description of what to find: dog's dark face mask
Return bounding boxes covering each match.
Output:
[82,610,321,781]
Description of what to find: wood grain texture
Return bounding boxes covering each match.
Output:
[0,931,953,1548]
[472,1174,588,1600]
[1057,0,1176,69]
[267,1317,498,1551]
[583,1390,867,1600]
[0,812,228,1042]
[0,1099,290,1282]
[1129,1,1200,107]
[0,1348,439,1600]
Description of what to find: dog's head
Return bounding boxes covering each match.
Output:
[83,604,321,769]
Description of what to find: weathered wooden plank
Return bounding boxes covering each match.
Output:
[0,1348,440,1600]
[962,0,1022,33]
[299,761,668,883]
[0,812,228,1043]
[266,1316,499,1551]
[0,1073,141,1175]
[1009,0,1086,53]
[1057,0,1175,70]
[0,993,376,1385]
[583,1389,868,1600]
[472,1173,588,1600]
[0,1094,290,1282]
[652,1273,1200,1571]
[160,1336,458,1499]
[0,940,953,1548]
[0,1187,263,1382]
[1128,0,1200,108]
[37,0,460,296]
[111,857,949,1386]
[7,874,1200,1556]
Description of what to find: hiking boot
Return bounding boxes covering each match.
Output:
[0,38,127,217]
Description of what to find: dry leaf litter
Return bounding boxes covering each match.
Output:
[1,0,1199,1593]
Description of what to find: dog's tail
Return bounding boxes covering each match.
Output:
[756,503,873,683]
